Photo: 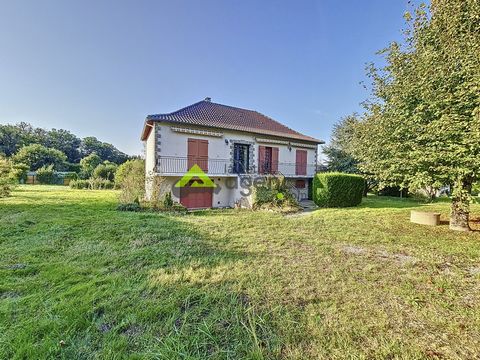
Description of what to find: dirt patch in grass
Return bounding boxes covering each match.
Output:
[341,245,418,265]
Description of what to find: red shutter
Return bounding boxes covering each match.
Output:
[296,150,307,175]
[187,138,197,170]
[271,147,279,173]
[258,146,266,174]
[198,139,208,172]
[187,138,209,172]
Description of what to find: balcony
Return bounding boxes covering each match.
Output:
[155,156,317,177]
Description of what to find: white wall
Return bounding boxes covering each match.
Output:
[144,124,156,199]
[155,123,317,175]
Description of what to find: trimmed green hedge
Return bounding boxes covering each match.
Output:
[313,172,365,207]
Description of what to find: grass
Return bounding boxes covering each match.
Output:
[1,186,480,359]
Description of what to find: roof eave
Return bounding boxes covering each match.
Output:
[145,117,324,144]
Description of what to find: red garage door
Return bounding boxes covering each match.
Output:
[180,182,213,209]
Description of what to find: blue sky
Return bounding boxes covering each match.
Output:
[0,0,419,155]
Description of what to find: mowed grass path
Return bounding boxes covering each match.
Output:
[1,186,479,359]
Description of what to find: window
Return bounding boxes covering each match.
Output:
[233,143,249,174]
[258,146,279,174]
[295,180,306,188]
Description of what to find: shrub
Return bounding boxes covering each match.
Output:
[88,178,115,190]
[0,156,16,197]
[69,178,114,190]
[93,161,117,181]
[69,179,89,189]
[313,172,365,207]
[163,191,174,208]
[116,159,145,204]
[117,202,141,212]
[11,163,29,183]
[252,175,300,212]
[36,165,57,184]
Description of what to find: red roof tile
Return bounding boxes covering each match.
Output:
[141,99,323,143]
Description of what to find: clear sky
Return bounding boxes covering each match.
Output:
[0,0,419,156]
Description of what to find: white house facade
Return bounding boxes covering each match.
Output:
[141,98,323,209]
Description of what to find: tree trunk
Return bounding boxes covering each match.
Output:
[449,179,472,232]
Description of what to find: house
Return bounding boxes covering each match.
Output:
[141,98,324,209]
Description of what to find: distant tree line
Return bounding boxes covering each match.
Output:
[0,122,133,195]
[0,122,129,165]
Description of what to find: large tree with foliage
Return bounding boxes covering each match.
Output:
[13,144,67,171]
[353,0,480,231]
[80,136,129,164]
[323,114,360,173]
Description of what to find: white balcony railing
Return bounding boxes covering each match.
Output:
[156,156,317,177]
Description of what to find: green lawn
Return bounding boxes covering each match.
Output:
[1,186,479,359]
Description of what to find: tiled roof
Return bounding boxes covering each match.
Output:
[141,99,323,143]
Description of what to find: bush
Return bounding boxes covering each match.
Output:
[0,156,16,197]
[93,162,117,181]
[313,172,365,207]
[36,165,56,184]
[69,179,89,189]
[69,178,114,190]
[116,159,145,204]
[89,177,115,190]
[163,191,174,208]
[252,175,300,212]
[117,202,141,212]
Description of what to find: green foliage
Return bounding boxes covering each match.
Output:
[79,152,102,179]
[69,178,114,190]
[0,122,129,163]
[0,156,16,197]
[80,136,129,164]
[116,159,145,205]
[69,179,89,189]
[117,202,141,212]
[92,161,117,181]
[323,114,360,173]
[12,144,67,171]
[163,191,174,208]
[252,175,300,212]
[313,172,365,207]
[36,165,56,184]
[115,159,144,185]
[10,163,29,183]
[353,0,480,229]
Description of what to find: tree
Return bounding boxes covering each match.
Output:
[0,125,23,157]
[79,152,102,178]
[80,137,129,164]
[354,0,480,231]
[323,114,360,173]
[12,144,67,171]
[0,156,16,197]
[92,161,118,181]
[44,129,81,163]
